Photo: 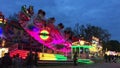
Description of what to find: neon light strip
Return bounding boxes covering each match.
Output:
[26,29,71,52]
[38,53,67,61]
[10,49,67,61]
[77,59,94,64]
[72,45,92,48]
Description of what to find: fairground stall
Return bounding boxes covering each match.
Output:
[71,40,94,64]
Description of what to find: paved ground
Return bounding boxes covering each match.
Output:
[38,63,120,68]
[4,62,120,68]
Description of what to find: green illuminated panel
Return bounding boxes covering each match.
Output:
[72,45,92,49]
[77,59,94,64]
[55,54,67,61]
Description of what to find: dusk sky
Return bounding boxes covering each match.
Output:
[0,0,120,41]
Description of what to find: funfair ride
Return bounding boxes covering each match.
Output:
[16,5,72,60]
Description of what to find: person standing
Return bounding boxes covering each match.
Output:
[104,53,107,62]
[73,52,78,66]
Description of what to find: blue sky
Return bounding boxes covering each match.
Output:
[0,0,120,41]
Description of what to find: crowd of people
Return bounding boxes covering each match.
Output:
[104,53,119,63]
[0,51,39,68]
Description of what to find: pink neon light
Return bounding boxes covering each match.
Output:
[18,12,71,53]
[26,29,71,52]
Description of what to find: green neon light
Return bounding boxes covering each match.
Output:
[72,45,93,49]
[41,33,48,39]
[55,54,67,61]
[77,59,94,64]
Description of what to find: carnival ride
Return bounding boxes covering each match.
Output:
[0,6,104,64]
[18,6,71,54]
[9,5,71,61]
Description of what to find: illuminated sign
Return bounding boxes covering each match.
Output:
[39,30,50,40]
